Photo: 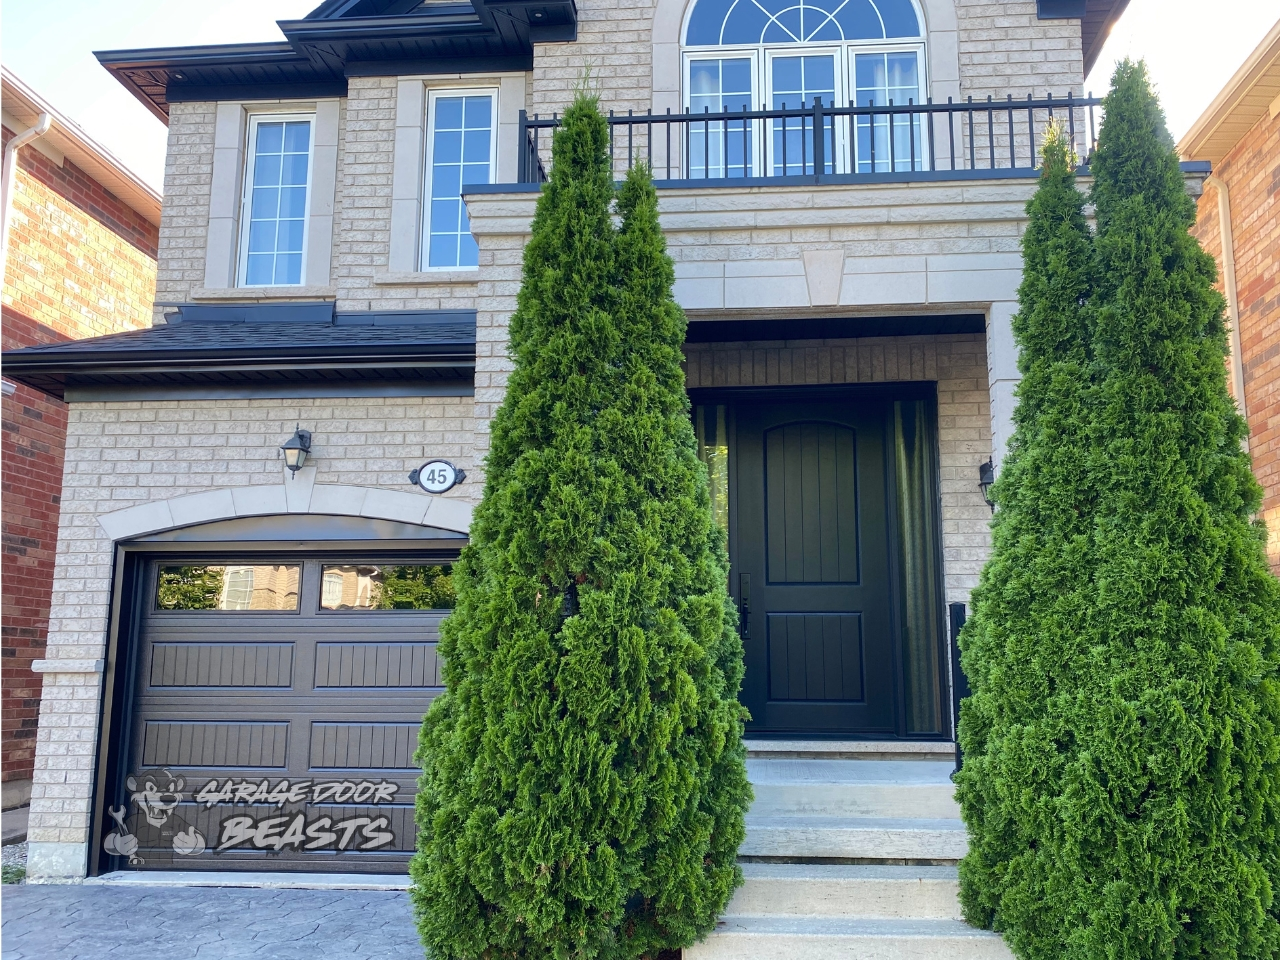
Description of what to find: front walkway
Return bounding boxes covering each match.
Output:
[1,882,424,959]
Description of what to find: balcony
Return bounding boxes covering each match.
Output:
[517,94,1103,187]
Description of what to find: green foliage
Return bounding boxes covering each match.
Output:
[156,565,225,611]
[373,565,456,610]
[956,61,1280,960]
[2,865,25,885]
[410,93,751,960]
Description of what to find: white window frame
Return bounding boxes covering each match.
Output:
[420,86,500,272]
[847,43,929,173]
[237,112,316,288]
[684,50,761,179]
[680,0,930,178]
[765,45,846,176]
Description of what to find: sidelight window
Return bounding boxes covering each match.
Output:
[694,405,730,548]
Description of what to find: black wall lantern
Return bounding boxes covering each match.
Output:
[979,458,996,512]
[281,426,312,475]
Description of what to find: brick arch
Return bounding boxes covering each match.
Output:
[650,0,961,114]
[96,479,473,542]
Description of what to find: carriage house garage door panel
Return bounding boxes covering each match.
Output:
[119,557,453,873]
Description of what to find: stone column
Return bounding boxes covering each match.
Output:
[986,300,1020,469]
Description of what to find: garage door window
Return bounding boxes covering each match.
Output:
[156,564,301,612]
[319,564,456,611]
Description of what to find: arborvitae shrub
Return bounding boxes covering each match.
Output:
[955,124,1101,953]
[410,93,751,960]
[958,62,1280,960]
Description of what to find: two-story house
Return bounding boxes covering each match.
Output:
[3,0,1158,923]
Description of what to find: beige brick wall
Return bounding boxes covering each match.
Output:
[27,394,475,857]
[333,77,483,312]
[530,0,1084,118]
[154,101,216,316]
[955,0,1084,100]
[337,77,397,307]
[686,334,992,602]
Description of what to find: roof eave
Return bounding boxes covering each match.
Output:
[2,66,164,217]
[1178,18,1280,163]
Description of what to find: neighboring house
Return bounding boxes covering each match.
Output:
[1180,19,1280,576]
[0,69,160,818]
[2,1,1171,949]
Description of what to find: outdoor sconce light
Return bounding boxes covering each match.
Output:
[978,458,996,512]
[280,426,312,476]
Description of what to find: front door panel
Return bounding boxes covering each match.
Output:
[737,401,896,735]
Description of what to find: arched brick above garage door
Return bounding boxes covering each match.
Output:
[95,470,474,542]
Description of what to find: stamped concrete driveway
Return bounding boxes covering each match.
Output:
[1,883,425,959]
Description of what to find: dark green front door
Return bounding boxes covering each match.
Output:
[734,400,897,735]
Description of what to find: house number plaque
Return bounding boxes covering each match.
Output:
[410,460,465,494]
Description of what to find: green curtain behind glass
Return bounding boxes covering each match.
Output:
[895,399,943,734]
[695,405,730,550]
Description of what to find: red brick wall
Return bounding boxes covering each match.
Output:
[1192,107,1280,574]
[1,125,157,259]
[2,308,70,781]
[1,124,159,783]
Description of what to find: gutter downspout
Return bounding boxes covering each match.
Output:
[1205,174,1248,448]
[1,112,53,267]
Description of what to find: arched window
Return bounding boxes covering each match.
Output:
[681,0,927,176]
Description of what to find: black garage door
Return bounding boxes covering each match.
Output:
[109,555,453,873]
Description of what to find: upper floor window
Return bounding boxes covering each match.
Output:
[682,0,926,177]
[422,90,496,270]
[239,115,313,287]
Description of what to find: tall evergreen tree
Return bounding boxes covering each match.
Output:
[410,93,750,960]
[958,61,1280,960]
[956,123,1103,955]
[1065,59,1280,958]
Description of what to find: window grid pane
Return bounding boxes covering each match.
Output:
[854,52,923,173]
[428,95,493,269]
[689,58,754,179]
[772,55,836,177]
[243,120,311,286]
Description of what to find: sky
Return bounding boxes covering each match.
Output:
[2,0,1276,193]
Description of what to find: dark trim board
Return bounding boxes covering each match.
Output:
[343,55,533,76]
[63,380,475,403]
[689,381,940,406]
[167,82,350,104]
[685,315,985,343]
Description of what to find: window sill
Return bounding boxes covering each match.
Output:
[373,270,481,287]
[190,286,338,301]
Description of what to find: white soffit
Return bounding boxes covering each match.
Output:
[1178,18,1280,167]
[1,65,162,227]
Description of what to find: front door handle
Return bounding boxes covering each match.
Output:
[739,574,750,640]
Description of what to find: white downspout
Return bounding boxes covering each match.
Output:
[1,112,53,267]
[1205,174,1248,448]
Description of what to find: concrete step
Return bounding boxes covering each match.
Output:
[728,863,962,919]
[685,917,1013,960]
[742,816,968,862]
[745,741,957,763]
[747,759,960,819]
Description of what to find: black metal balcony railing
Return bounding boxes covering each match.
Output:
[517,93,1102,185]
